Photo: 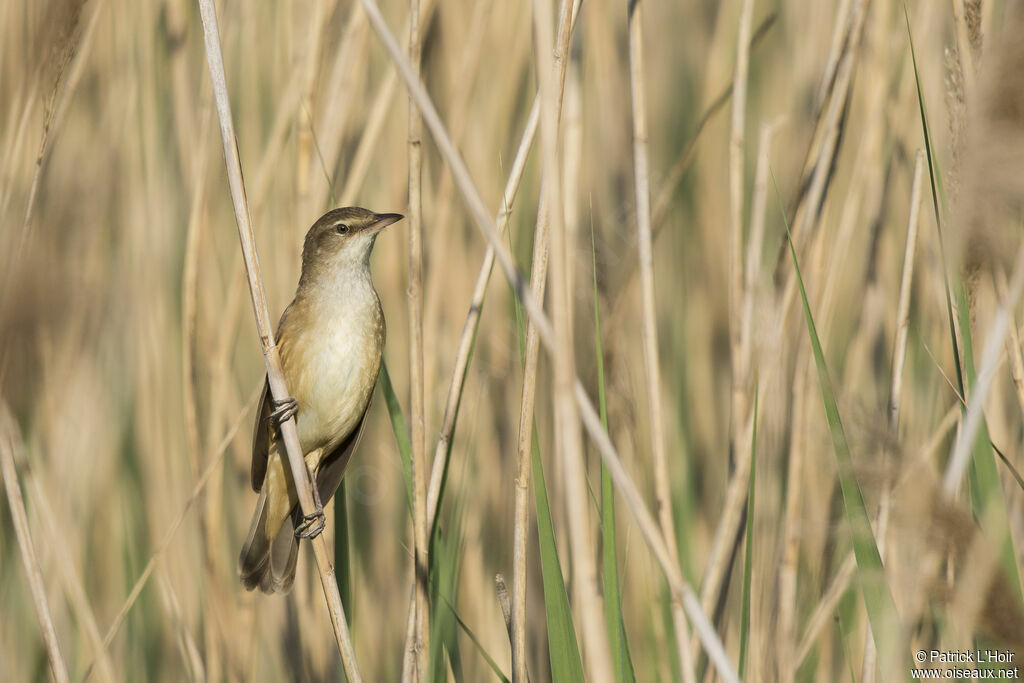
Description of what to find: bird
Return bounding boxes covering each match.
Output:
[239,207,402,594]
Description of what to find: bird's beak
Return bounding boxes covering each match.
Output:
[368,213,404,235]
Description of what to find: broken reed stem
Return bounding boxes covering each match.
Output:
[406,0,430,675]
[495,574,514,644]
[861,147,926,683]
[356,2,738,679]
[195,1,361,680]
[627,0,694,679]
[0,402,71,683]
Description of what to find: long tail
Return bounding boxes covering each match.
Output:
[238,488,299,594]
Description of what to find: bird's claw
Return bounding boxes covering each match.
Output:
[268,397,299,425]
[294,508,325,539]
[295,466,326,539]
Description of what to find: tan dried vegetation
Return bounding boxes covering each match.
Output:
[1,0,1022,681]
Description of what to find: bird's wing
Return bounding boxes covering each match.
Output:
[250,378,272,491]
[314,395,374,505]
[250,305,297,492]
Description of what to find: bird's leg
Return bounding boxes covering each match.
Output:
[294,465,326,539]
[267,396,299,425]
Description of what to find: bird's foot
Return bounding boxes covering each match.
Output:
[267,396,299,425]
[294,508,325,539]
[294,466,326,539]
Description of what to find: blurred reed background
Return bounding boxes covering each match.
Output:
[2,0,1023,681]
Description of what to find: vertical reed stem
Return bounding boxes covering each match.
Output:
[406,0,430,676]
[627,0,695,678]
[0,404,71,683]
[533,0,613,678]
[195,2,361,679]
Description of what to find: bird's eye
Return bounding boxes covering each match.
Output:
[336,223,350,235]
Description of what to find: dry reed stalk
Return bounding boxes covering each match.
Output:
[251,1,360,205]
[532,0,613,675]
[339,67,400,205]
[25,478,115,683]
[338,0,439,207]
[196,1,362,679]
[627,0,694,678]
[422,0,500,326]
[772,0,864,327]
[574,384,740,683]
[861,148,926,683]
[951,0,977,105]
[944,241,1024,494]
[180,103,225,682]
[647,13,775,233]
[793,552,856,665]
[295,0,332,199]
[400,578,418,681]
[0,402,71,683]
[692,0,760,665]
[165,0,198,191]
[358,0,553,361]
[889,149,927,434]
[512,185,550,683]
[355,3,737,678]
[994,270,1024,420]
[511,2,578,679]
[742,120,779,369]
[406,0,430,676]
[741,120,777,680]
[495,574,514,643]
[182,112,211,487]
[0,86,37,221]
[11,0,100,265]
[422,0,574,535]
[606,14,776,337]
[300,1,370,221]
[729,0,754,378]
[795,402,962,670]
[80,386,260,681]
[426,97,540,530]
[157,572,207,683]
[776,357,810,683]
[1,0,103,383]
[817,0,855,108]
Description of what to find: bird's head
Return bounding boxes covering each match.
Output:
[300,207,403,274]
